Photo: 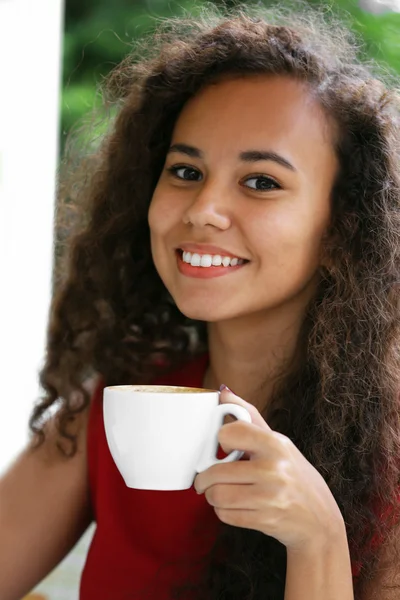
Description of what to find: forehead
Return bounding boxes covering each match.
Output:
[171,75,335,169]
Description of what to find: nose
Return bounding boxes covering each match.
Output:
[182,178,231,230]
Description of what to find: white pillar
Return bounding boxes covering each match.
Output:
[0,0,64,475]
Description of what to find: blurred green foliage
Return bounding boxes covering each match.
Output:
[61,0,400,153]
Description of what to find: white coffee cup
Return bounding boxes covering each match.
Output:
[103,384,252,491]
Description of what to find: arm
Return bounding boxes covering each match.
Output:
[284,519,354,600]
[0,398,93,600]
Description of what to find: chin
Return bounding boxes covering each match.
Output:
[174,298,226,323]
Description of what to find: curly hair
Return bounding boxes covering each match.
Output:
[29,3,400,599]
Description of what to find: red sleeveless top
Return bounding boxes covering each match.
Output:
[79,353,393,598]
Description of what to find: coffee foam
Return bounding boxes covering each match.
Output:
[107,385,215,393]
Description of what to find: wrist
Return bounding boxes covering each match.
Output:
[287,516,347,558]
[284,530,354,600]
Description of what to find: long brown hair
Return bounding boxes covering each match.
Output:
[30,3,400,599]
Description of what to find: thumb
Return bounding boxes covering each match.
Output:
[219,385,271,431]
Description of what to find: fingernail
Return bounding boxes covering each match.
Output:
[219,384,232,392]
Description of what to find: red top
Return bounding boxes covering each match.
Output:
[80,353,393,598]
[80,353,223,599]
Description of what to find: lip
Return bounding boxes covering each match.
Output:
[176,250,248,279]
[177,242,248,260]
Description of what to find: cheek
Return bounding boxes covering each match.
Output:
[148,188,181,234]
[148,196,170,278]
[147,192,163,233]
[148,193,167,266]
[253,205,328,269]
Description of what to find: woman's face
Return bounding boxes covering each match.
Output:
[148,75,338,322]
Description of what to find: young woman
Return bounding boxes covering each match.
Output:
[1,5,399,600]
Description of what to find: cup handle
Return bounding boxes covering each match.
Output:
[195,403,252,473]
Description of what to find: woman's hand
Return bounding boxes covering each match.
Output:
[193,387,346,552]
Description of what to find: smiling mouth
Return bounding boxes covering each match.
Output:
[176,249,250,268]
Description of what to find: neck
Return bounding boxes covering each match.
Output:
[203,303,308,413]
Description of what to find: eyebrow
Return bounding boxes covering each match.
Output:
[168,143,296,172]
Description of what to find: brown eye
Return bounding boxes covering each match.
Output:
[167,165,202,181]
[244,176,281,191]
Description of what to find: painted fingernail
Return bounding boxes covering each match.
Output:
[219,384,232,392]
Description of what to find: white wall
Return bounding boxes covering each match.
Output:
[0,0,64,475]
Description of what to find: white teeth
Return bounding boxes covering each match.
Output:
[211,255,222,266]
[200,255,213,267]
[190,253,201,267]
[181,250,245,268]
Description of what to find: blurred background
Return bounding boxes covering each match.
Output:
[0,0,398,599]
[60,0,400,158]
